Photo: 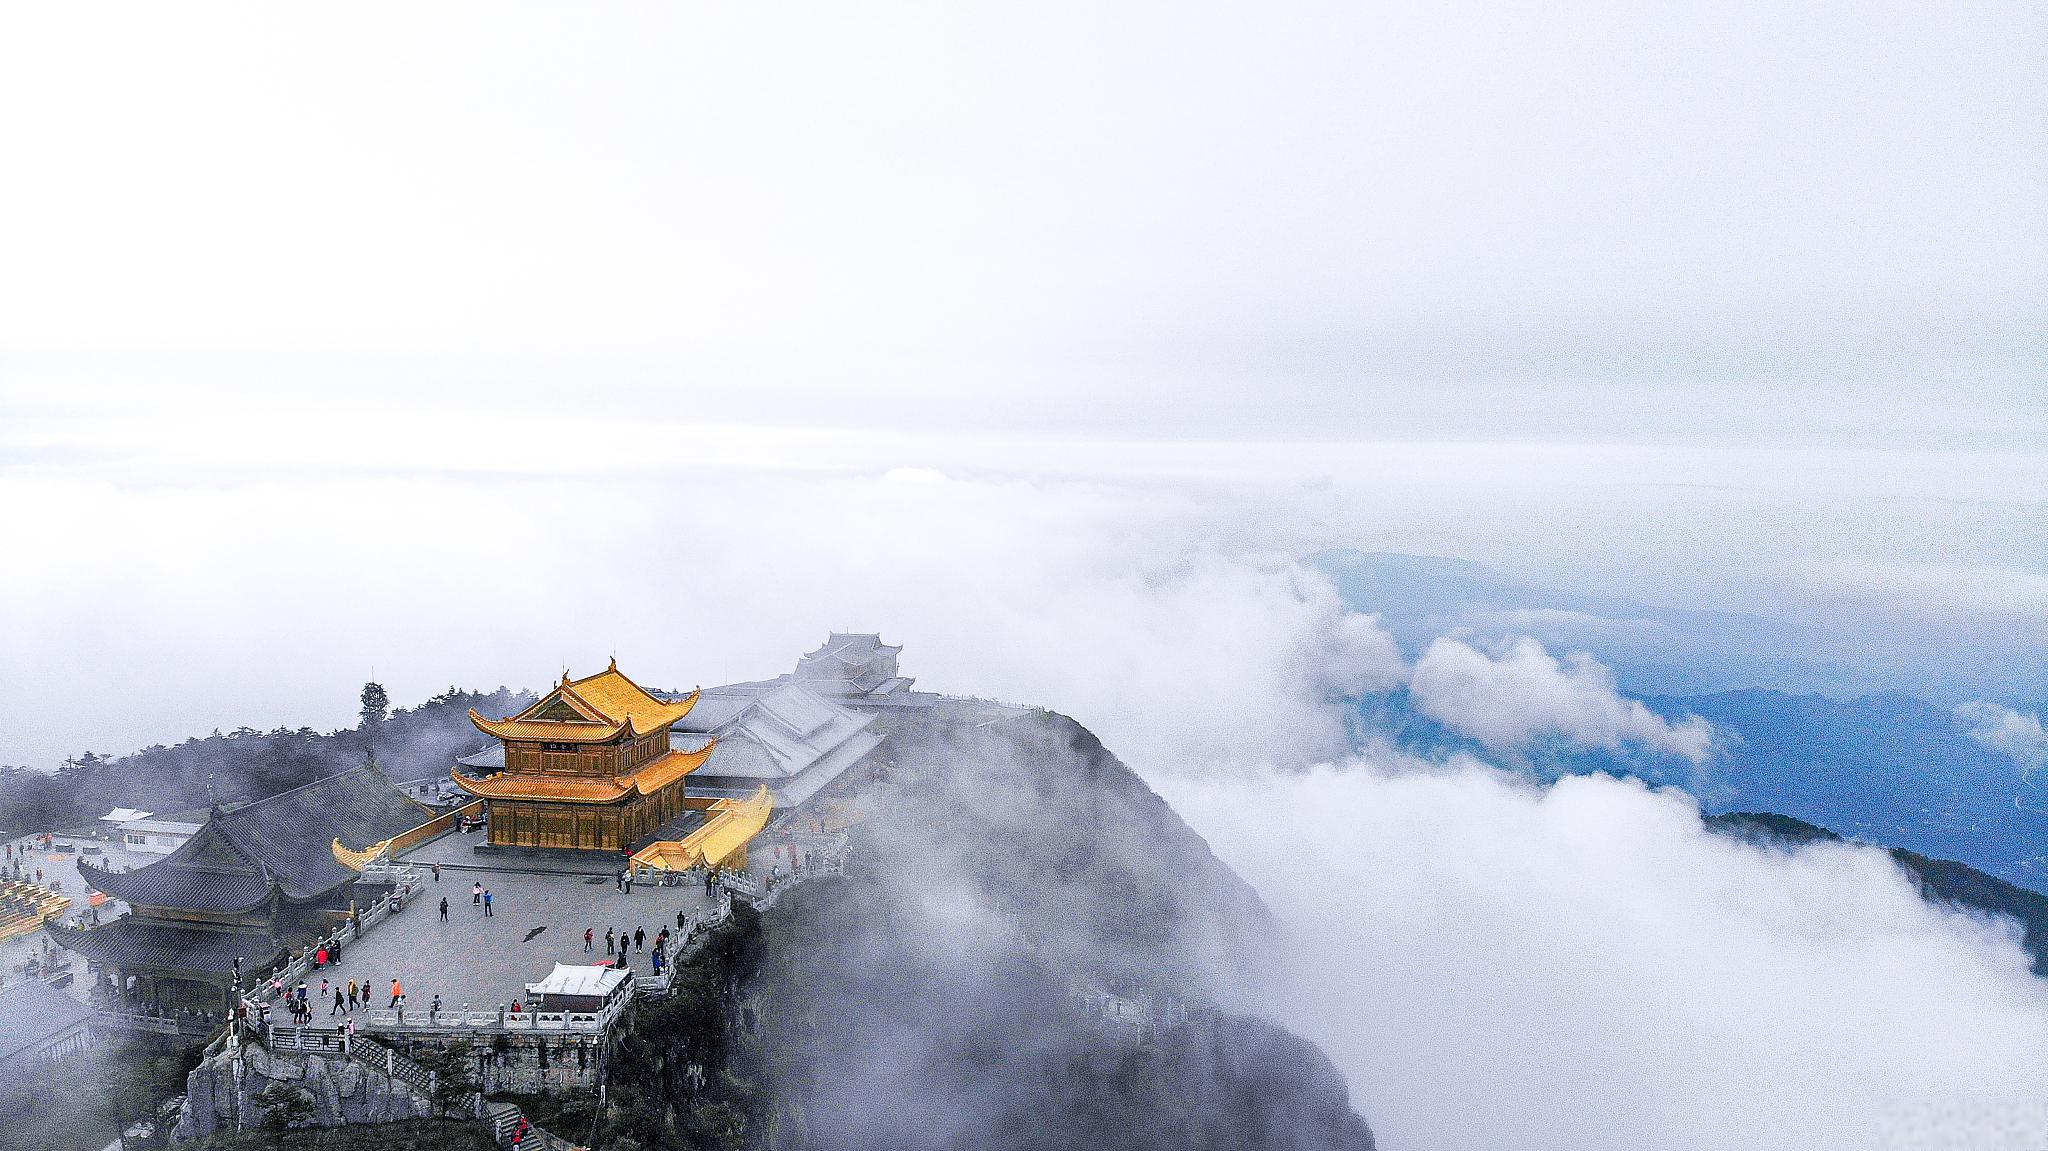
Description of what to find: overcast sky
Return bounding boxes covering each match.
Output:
[1,1,2041,445]
[0,3,2042,762]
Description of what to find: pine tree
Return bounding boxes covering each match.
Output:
[360,680,390,729]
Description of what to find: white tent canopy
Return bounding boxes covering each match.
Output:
[100,808,152,824]
[524,963,631,1000]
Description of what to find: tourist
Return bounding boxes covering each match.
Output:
[432,862,441,883]
[583,927,594,952]
[430,994,441,1023]
[348,979,359,1010]
[625,870,634,894]
[615,870,624,893]
[389,977,403,1009]
[439,896,449,922]
[331,986,345,1015]
[605,927,615,955]
[316,945,328,968]
[472,881,482,905]
[676,909,686,931]
[483,889,494,916]
[320,977,330,1002]
[634,926,644,951]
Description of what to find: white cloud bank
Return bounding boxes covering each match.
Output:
[1158,759,2048,1151]
[1410,635,1715,762]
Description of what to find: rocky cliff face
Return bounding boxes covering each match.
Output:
[174,1041,436,1140]
[723,706,1376,1151]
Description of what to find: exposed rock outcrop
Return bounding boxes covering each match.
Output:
[174,1040,437,1140]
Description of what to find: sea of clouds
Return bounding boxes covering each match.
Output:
[7,447,2048,1149]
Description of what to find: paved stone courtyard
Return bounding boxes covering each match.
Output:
[298,835,719,1021]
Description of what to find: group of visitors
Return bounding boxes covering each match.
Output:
[588,920,680,974]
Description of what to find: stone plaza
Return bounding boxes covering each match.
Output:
[297,830,721,1023]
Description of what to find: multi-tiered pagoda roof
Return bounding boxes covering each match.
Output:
[456,662,714,803]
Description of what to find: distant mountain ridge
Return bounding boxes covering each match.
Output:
[1708,811,2048,975]
[1312,549,2048,887]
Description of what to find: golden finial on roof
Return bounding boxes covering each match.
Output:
[609,655,618,671]
[562,668,571,686]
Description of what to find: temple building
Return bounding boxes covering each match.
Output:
[792,633,917,705]
[49,765,436,1015]
[453,661,713,853]
[672,682,883,807]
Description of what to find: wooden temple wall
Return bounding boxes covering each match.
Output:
[485,779,689,852]
[502,732,670,777]
[387,801,482,856]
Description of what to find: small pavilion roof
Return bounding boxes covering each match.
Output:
[630,787,773,872]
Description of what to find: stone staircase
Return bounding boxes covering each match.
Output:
[485,1100,583,1150]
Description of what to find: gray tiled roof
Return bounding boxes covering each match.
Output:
[0,979,96,1060]
[45,919,281,977]
[77,860,273,913]
[210,765,433,894]
[77,765,433,910]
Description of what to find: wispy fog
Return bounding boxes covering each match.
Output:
[1,436,2040,766]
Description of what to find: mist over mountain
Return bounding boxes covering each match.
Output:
[736,708,1374,1151]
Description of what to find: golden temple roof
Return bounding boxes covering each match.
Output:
[630,786,773,871]
[468,714,630,744]
[452,743,716,804]
[471,661,700,744]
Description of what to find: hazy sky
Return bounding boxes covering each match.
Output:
[1,2,2041,444]
[1,3,2042,762]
